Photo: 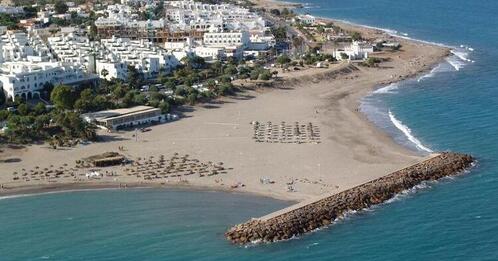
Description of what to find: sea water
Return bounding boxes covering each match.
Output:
[1,0,498,259]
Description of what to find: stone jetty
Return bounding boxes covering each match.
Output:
[225,152,474,244]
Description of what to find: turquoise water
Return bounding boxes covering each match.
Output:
[2,0,498,259]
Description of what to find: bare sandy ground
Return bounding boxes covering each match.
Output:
[0,21,449,201]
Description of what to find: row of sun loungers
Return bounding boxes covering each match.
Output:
[252,121,321,144]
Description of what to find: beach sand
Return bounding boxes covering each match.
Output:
[0,14,449,202]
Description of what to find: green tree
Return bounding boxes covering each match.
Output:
[34,114,50,133]
[127,65,142,88]
[5,115,37,143]
[217,83,233,95]
[0,14,21,30]
[154,0,165,17]
[219,75,232,83]
[259,70,272,81]
[54,1,69,14]
[206,79,216,89]
[186,93,197,105]
[0,110,9,121]
[164,80,176,90]
[92,95,109,111]
[271,26,287,41]
[113,85,126,99]
[17,103,29,116]
[74,88,94,112]
[0,90,6,107]
[224,65,238,75]
[277,54,291,65]
[159,100,170,114]
[54,110,96,141]
[351,32,362,41]
[133,93,147,105]
[364,57,381,67]
[122,91,136,107]
[50,85,75,110]
[250,70,260,80]
[33,102,46,115]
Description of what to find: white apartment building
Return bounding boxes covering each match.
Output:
[334,41,374,61]
[297,15,316,25]
[0,61,97,101]
[47,33,182,81]
[0,31,52,63]
[203,31,250,48]
[96,61,128,81]
[249,34,276,50]
[99,37,183,79]
[47,34,96,73]
[95,4,167,30]
[166,1,266,32]
[101,38,161,78]
[193,46,225,61]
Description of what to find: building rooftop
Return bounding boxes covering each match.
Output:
[82,106,160,122]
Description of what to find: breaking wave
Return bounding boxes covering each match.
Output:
[446,48,475,71]
[373,83,399,94]
[388,110,433,153]
[417,64,444,82]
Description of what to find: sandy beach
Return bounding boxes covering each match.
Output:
[0,8,450,201]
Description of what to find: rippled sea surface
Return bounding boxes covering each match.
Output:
[1,0,498,260]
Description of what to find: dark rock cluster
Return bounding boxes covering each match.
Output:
[225,152,474,244]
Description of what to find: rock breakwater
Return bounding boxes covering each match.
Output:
[225,152,474,244]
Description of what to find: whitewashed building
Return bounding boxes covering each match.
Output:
[47,34,96,72]
[297,15,316,25]
[193,46,225,60]
[0,61,97,101]
[203,31,250,48]
[95,61,128,81]
[334,41,374,61]
[0,31,52,63]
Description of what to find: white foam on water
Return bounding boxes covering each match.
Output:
[0,187,128,201]
[373,83,399,94]
[388,110,433,153]
[0,194,34,200]
[446,56,465,71]
[451,49,474,63]
[445,48,476,71]
[384,182,431,204]
[417,64,443,82]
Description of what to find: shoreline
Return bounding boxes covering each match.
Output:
[0,181,298,204]
[1,4,453,202]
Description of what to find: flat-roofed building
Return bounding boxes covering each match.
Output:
[81,106,163,130]
[0,61,97,101]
